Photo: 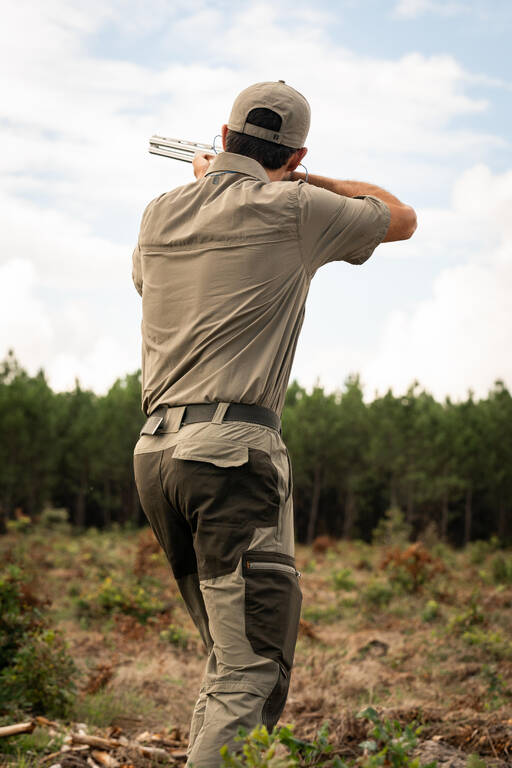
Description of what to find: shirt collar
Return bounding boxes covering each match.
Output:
[204,152,269,183]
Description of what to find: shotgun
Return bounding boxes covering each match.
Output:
[148,135,217,163]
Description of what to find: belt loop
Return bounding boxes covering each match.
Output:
[167,405,186,433]
[211,402,230,424]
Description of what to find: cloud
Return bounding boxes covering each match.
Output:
[394,0,467,18]
[0,0,509,397]
[361,164,512,400]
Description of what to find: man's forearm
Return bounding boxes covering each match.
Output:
[290,171,405,207]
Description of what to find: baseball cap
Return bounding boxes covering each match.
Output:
[228,80,311,149]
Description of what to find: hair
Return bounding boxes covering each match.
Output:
[225,108,297,170]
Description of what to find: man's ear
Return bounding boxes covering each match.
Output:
[285,147,308,173]
[221,124,228,151]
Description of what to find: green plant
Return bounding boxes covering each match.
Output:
[0,725,63,761]
[372,508,412,548]
[0,629,77,717]
[466,756,486,768]
[160,623,189,648]
[446,593,484,635]
[421,600,439,623]
[490,554,512,584]
[73,690,156,727]
[38,506,70,530]
[481,663,512,710]
[0,566,44,670]
[0,565,78,717]
[331,568,356,591]
[361,580,394,608]
[6,514,32,534]
[461,628,512,661]
[355,707,438,768]
[220,722,343,768]
[75,576,166,623]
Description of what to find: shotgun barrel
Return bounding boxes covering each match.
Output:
[148,135,217,163]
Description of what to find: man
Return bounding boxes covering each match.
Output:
[132,80,416,767]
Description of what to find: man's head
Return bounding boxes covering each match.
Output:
[222,80,310,179]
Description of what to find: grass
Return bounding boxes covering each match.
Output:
[1,528,511,765]
[72,689,157,727]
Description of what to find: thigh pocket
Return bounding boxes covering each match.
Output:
[242,550,302,671]
[242,550,302,727]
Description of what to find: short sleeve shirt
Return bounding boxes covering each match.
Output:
[133,152,390,416]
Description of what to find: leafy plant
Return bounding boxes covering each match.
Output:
[159,623,189,649]
[220,710,441,768]
[75,576,166,623]
[372,508,412,548]
[355,706,437,768]
[361,580,394,608]
[421,600,439,623]
[331,568,356,592]
[490,554,512,584]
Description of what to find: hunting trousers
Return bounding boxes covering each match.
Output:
[133,408,301,768]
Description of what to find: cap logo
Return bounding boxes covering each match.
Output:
[273,133,280,140]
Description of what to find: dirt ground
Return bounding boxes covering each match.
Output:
[1,528,512,766]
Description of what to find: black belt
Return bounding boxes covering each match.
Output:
[141,402,281,435]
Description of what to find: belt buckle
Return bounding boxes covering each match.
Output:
[140,406,167,436]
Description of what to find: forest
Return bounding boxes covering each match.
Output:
[1,348,511,546]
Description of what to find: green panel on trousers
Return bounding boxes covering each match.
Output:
[136,444,281,581]
[243,549,302,670]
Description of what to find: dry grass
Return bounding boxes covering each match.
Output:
[1,527,512,765]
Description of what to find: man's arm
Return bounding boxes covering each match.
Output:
[290,171,417,242]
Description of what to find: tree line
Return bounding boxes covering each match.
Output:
[1,350,511,546]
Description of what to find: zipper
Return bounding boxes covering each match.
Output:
[245,560,301,578]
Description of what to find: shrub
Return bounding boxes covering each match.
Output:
[380,542,445,594]
[461,628,512,661]
[0,566,77,717]
[159,623,189,649]
[0,566,44,670]
[446,594,484,635]
[38,507,70,530]
[490,554,512,585]
[421,600,439,623]
[0,629,77,717]
[372,508,412,548]
[75,576,166,623]
[331,568,356,591]
[361,580,394,608]
[220,709,440,767]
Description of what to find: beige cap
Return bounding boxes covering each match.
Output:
[228,80,310,149]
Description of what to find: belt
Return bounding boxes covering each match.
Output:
[141,402,281,436]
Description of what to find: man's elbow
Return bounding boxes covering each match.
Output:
[401,205,417,240]
[384,204,417,242]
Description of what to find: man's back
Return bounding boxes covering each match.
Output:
[133,152,390,416]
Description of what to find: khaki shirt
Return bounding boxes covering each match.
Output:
[133,152,390,416]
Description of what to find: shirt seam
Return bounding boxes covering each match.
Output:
[348,197,391,264]
[294,183,313,279]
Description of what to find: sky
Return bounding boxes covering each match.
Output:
[1,0,511,401]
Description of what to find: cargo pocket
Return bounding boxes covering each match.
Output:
[242,550,302,728]
[173,438,249,468]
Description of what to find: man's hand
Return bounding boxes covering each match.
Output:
[193,152,215,180]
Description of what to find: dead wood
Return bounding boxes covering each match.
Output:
[0,720,35,738]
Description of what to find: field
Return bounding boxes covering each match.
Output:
[1,524,512,767]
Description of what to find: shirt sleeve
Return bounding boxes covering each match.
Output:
[132,244,143,296]
[297,182,391,276]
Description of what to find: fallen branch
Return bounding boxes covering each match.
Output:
[0,721,35,738]
[138,745,171,761]
[71,734,120,750]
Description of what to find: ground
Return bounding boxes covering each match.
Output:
[1,525,512,766]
